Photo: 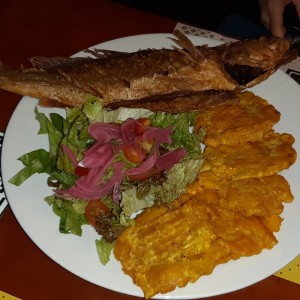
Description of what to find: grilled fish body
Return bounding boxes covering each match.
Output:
[0,31,297,109]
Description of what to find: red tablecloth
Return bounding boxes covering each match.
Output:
[1,1,300,299]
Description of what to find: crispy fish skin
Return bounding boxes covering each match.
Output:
[194,91,281,147]
[0,67,89,107]
[0,32,297,108]
[106,90,239,112]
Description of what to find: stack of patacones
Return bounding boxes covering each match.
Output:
[114,91,297,299]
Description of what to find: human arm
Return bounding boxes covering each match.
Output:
[259,0,300,37]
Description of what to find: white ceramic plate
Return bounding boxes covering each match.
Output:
[2,34,300,299]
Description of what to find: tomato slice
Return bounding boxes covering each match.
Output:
[134,118,151,135]
[138,118,151,126]
[134,135,153,154]
[85,200,111,227]
[123,144,145,163]
[74,165,89,177]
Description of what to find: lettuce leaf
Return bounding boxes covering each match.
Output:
[150,112,204,155]
[9,149,52,186]
[82,95,103,120]
[120,156,202,222]
[10,96,205,266]
[47,195,88,236]
[95,238,114,265]
[93,106,153,123]
[9,109,68,186]
[35,108,63,160]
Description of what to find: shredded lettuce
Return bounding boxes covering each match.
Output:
[10,99,97,237]
[46,195,88,236]
[120,157,202,222]
[120,187,155,221]
[118,112,204,223]
[9,108,65,187]
[56,111,91,174]
[9,96,205,266]
[92,106,153,123]
[35,108,64,160]
[95,238,114,265]
[158,157,202,203]
[82,95,103,120]
[9,149,52,186]
[150,112,204,155]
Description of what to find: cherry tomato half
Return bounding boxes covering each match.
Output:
[123,144,145,163]
[85,200,111,227]
[134,135,153,154]
[134,118,151,136]
[138,118,151,126]
[74,165,89,177]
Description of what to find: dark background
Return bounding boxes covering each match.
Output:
[114,0,300,39]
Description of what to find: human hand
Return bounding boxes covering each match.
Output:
[259,0,300,37]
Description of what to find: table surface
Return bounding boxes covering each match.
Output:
[0,1,300,299]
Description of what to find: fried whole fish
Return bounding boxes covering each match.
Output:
[0,31,297,108]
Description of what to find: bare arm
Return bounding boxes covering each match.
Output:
[259,0,300,37]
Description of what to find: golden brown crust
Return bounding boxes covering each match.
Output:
[0,34,297,109]
[107,90,239,112]
[114,91,297,299]
[195,91,281,147]
[200,132,296,181]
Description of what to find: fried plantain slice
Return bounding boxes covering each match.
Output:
[218,175,293,217]
[211,206,278,260]
[200,131,296,180]
[114,189,278,298]
[114,86,297,299]
[194,91,280,147]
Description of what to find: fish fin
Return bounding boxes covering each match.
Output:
[85,48,129,58]
[171,30,206,64]
[29,56,92,71]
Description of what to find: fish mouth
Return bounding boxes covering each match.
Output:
[224,63,264,85]
[288,35,300,56]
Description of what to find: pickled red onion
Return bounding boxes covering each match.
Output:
[56,162,123,200]
[88,122,122,141]
[155,148,187,171]
[56,118,187,202]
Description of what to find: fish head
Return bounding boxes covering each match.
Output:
[222,37,298,87]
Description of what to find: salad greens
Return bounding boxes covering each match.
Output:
[9,96,205,265]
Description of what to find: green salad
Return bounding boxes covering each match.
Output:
[9,96,204,264]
